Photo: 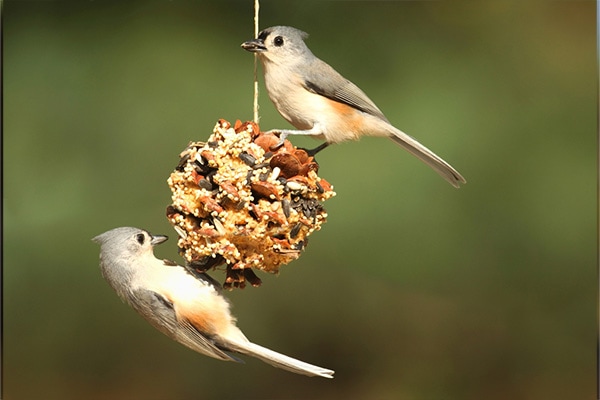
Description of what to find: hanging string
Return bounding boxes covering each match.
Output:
[253,0,260,123]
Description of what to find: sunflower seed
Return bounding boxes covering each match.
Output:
[239,152,256,167]
[290,223,302,239]
[282,199,291,218]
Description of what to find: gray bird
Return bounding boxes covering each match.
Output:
[92,226,334,378]
[242,25,466,188]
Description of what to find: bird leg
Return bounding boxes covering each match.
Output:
[303,142,330,157]
[266,124,324,150]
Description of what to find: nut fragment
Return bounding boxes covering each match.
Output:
[166,120,335,289]
[270,153,301,178]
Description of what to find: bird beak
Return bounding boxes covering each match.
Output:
[241,38,266,53]
[151,234,168,246]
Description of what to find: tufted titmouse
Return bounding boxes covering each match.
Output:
[92,227,334,378]
[242,26,466,188]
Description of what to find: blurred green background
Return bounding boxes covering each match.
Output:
[3,1,596,399]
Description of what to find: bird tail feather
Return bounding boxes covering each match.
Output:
[388,126,466,188]
[228,340,335,378]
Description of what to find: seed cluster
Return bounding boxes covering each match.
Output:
[166,119,335,289]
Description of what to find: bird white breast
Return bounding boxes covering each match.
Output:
[263,62,331,134]
[132,256,235,329]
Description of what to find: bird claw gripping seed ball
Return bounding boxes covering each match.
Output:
[166,119,335,289]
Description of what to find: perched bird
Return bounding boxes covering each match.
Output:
[92,226,334,378]
[242,25,466,188]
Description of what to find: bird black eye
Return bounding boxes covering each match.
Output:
[135,233,145,245]
[273,36,284,47]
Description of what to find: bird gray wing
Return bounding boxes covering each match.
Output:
[130,288,240,362]
[303,59,389,123]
